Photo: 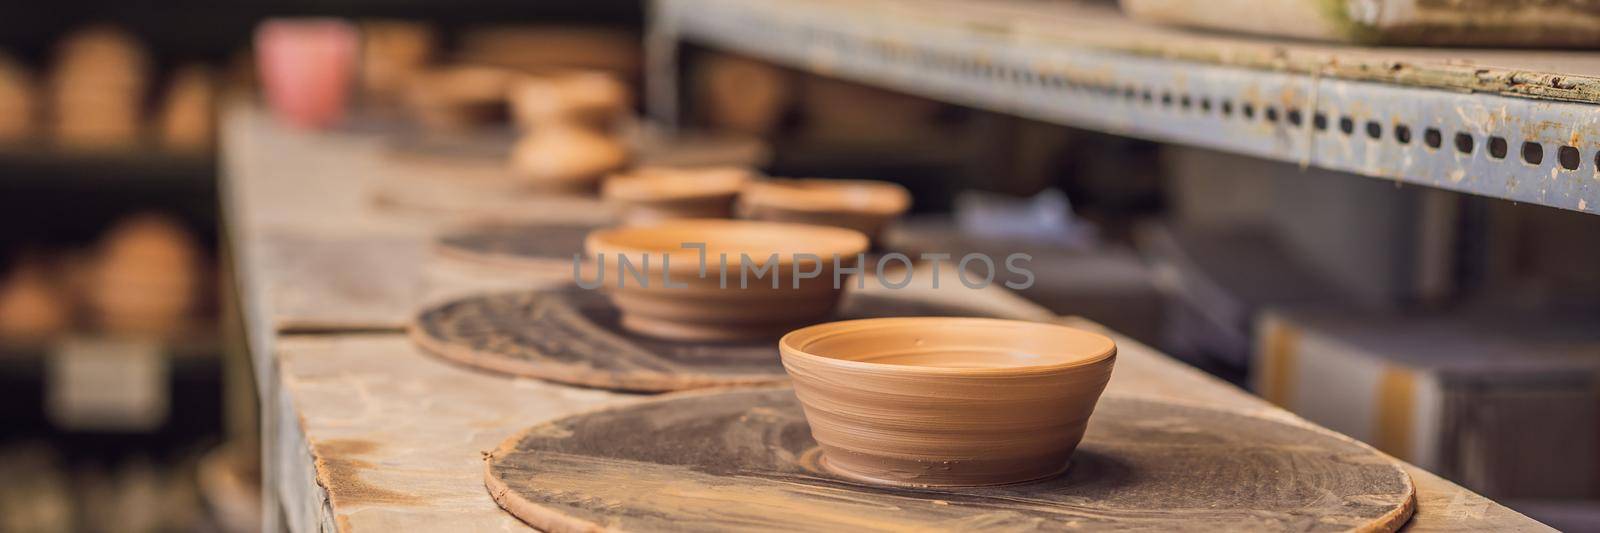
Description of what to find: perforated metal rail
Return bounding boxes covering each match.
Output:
[651,0,1600,214]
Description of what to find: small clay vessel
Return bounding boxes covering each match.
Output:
[87,214,201,338]
[696,52,793,136]
[0,54,37,142]
[780,317,1117,487]
[156,64,216,151]
[509,121,630,191]
[584,219,868,341]
[738,178,911,244]
[509,70,631,133]
[601,166,753,225]
[358,20,435,108]
[403,66,514,132]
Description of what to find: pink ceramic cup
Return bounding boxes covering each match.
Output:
[255,19,358,129]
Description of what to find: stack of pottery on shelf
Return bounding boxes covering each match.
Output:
[358,20,435,112]
[49,25,150,148]
[156,65,217,151]
[508,71,632,191]
[0,53,36,142]
[403,66,515,133]
[0,259,71,344]
[84,214,200,338]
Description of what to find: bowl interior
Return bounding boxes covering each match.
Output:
[784,318,1114,372]
[746,179,910,215]
[587,219,868,265]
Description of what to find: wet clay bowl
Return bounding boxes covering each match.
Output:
[584,219,868,341]
[780,317,1117,488]
[600,166,754,225]
[738,178,911,244]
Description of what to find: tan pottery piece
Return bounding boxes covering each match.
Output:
[0,54,37,141]
[780,317,1117,487]
[50,25,149,148]
[359,20,435,107]
[739,178,911,243]
[156,64,216,151]
[510,122,630,191]
[403,66,513,132]
[510,71,631,133]
[601,166,753,225]
[584,219,868,341]
[0,260,71,342]
[696,53,794,136]
[87,214,201,337]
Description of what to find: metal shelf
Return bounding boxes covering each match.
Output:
[649,0,1600,214]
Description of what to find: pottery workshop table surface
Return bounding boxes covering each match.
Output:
[222,105,1551,532]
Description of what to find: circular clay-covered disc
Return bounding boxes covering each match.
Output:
[409,287,1008,392]
[485,388,1415,533]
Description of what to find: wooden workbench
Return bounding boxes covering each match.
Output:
[223,106,1551,532]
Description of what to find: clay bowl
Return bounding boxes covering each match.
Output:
[510,122,630,192]
[738,178,911,243]
[510,70,632,133]
[403,66,514,132]
[584,219,868,341]
[601,166,754,225]
[780,317,1117,488]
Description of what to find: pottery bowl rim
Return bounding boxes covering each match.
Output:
[585,219,869,269]
[742,178,911,216]
[601,166,753,202]
[780,317,1116,376]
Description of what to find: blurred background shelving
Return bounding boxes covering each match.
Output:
[652,0,1600,216]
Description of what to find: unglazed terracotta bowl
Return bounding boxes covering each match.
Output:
[403,66,513,132]
[780,317,1117,487]
[738,178,911,243]
[601,166,754,225]
[510,70,631,133]
[584,219,868,341]
[510,122,630,191]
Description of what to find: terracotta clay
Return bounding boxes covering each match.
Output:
[156,64,216,151]
[50,25,150,148]
[509,121,630,191]
[403,66,514,133]
[696,53,794,136]
[585,219,868,341]
[509,71,631,133]
[780,317,1117,487]
[358,20,434,108]
[0,54,37,141]
[600,166,753,225]
[0,259,70,342]
[738,178,911,244]
[87,214,201,337]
